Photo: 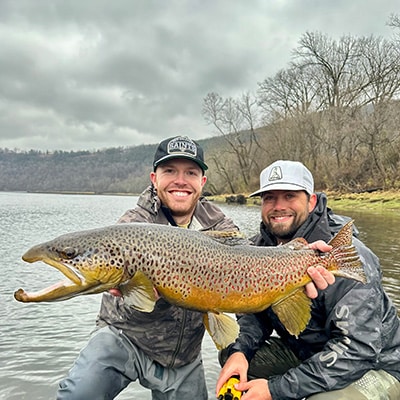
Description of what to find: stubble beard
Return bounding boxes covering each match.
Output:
[265,214,304,241]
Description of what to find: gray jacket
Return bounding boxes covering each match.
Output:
[96,185,238,368]
[228,193,400,399]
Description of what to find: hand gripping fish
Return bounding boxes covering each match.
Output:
[14,220,366,349]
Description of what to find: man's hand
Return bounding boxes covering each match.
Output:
[305,240,335,299]
[216,352,248,397]
[235,378,272,400]
[108,288,123,297]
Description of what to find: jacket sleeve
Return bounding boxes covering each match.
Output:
[268,241,386,399]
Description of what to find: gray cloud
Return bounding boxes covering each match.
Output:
[0,0,398,151]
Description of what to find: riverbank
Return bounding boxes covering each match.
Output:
[208,190,400,213]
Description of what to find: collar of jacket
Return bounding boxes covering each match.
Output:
[136,185,160,215]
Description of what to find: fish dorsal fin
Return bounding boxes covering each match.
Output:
[203,312,239,350]
[282,237,309,251]
[119,271,157,312]
[272,288,312,338]
[203,230,251,246]
[327,220,366,283]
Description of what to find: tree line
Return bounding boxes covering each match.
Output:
[0,146,156,194]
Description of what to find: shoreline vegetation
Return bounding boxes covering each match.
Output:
[207,190,400,213]
[19,189,400,213]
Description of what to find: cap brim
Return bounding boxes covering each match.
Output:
[153,154,208,171]
[249,183,310,197]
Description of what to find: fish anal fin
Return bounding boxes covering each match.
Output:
[272,289,312,338]
[203,312,239,350]
[119,271,157,312]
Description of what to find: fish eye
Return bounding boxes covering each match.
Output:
[60,247,77,259]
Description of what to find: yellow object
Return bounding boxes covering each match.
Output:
[218,377,242,400]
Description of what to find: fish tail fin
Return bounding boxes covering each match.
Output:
[331,244,366,283]
[328,220,367,284]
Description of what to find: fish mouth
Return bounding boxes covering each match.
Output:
[14,252,119,303]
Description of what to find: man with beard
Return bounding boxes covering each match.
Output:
[216,160,400,400]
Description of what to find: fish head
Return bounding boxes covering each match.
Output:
[15,227,129,303]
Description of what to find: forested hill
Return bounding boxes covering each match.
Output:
[2,117,399,195]
[0,144,160,194]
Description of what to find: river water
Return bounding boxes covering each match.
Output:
[0,192,399,399]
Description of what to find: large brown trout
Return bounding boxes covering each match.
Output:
[14,220,365,349]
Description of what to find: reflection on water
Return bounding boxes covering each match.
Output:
[0,193,398,399]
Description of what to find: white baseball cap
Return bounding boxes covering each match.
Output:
[249,160,314,197]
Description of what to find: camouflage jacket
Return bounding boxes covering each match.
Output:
[96,185,238,368]
[228,193,400,399]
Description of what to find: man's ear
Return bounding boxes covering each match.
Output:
[150,171,157,188]
[308,193,317,212]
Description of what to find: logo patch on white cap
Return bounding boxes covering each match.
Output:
[268,166,283,182]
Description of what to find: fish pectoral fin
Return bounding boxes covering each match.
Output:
[203,312,239,350]
[272,289,312,338]
[120,271,157,313]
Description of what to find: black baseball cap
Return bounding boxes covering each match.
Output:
[153,136,208,171]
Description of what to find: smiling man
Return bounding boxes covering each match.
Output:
[149,136,208,226]
[216,160,400,400]
[255,161,316,244]
[56,135,240,400]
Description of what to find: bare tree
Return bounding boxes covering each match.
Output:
[387,13,400,30]
[257,64,327,169]
[258,64,323,121]
[292,32,365,108]
[202,92,263,193]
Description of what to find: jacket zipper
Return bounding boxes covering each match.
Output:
[169,308,187,368]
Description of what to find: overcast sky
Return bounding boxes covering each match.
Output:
[1,0,399,151]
